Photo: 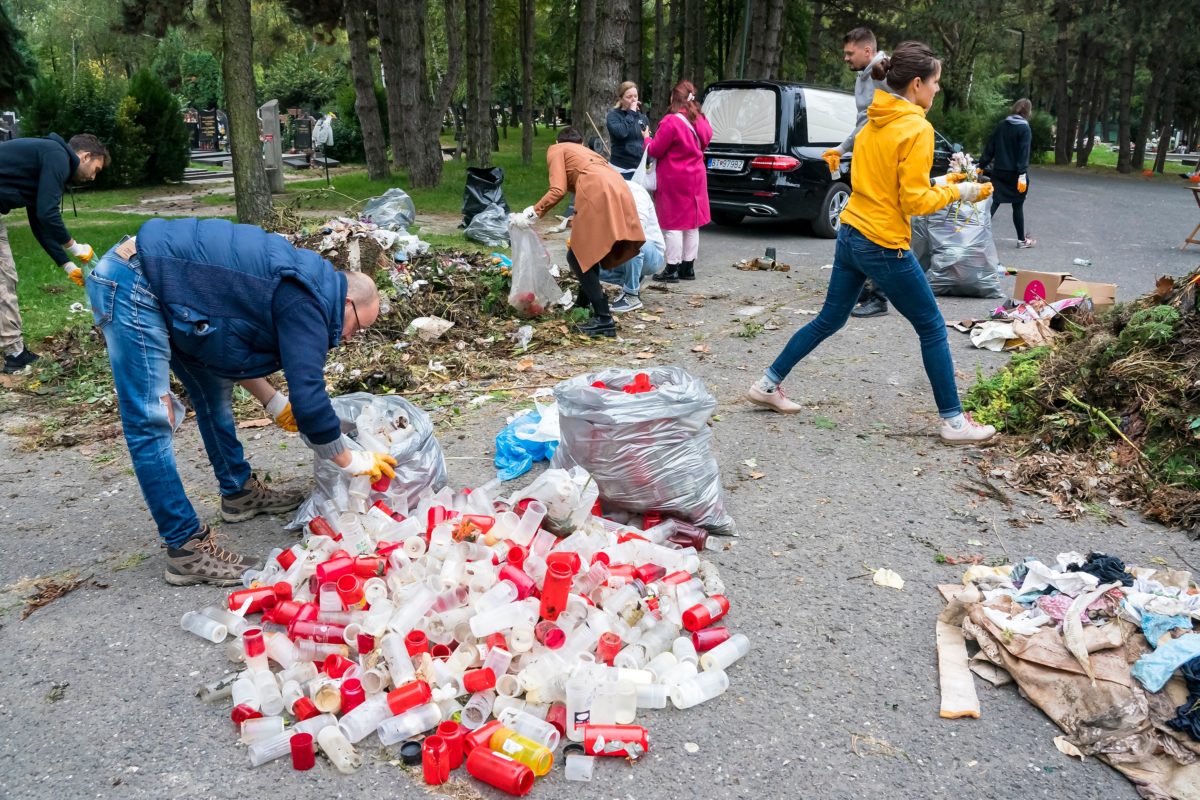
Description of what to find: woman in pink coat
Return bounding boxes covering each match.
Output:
[647,80,713,282]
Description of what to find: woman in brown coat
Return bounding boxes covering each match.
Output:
[511,128,645,337]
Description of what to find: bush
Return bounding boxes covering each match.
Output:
[128,70,190,182]
[319,83,390,164]
[179,51,223,110]
[107,96,149,187]
[1029,111,1054,164]
[259,52,345,111]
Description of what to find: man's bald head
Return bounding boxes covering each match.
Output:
[340,271,381,342]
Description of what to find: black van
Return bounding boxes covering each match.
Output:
[701,80,956,237]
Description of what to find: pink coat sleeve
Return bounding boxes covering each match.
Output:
[646,117,678,160]
[695,115,713,149]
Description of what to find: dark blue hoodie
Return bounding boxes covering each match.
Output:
[0,133,78,265]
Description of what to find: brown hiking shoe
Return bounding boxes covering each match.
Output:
[164,525,259,586]
[221,473,307,523]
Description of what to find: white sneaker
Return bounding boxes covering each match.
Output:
[747,385,802,414]
[940,413,997,444]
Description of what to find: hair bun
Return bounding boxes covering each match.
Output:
[870,57,891,81]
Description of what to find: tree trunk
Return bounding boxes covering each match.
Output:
[345,0,390,180]
[580,0,630,153]
[625,0,643,89]
[222,0,272,224]
[519,0,535,165]
[574,0,597,125]
[1115,38,1136,173]
[1152,66,1178,174]
[377,0,407,167]
[652,0,674,115]
[692,0,706,86]
[759,0,785,79]
[1065,28,1091,164]
[1052,0,1072,165]
[464,0,493,167]
[1132,63,1166,170]
[1075,47,1103,167]
[804,0,823,81]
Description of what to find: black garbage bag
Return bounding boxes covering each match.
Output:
[462,166,510,227]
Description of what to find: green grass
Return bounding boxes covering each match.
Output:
[1045,145,1192,177]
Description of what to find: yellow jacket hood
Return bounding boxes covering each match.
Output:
[865,89,928,130]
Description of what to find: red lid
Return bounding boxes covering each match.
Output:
[292,696,319,720]
[340,678,366,713]
[275,548,297,570]
[242,627,266,658]
[462,667,497,693]
[405,629,430,655]
[231,703,262,726]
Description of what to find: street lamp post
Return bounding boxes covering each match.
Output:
[1006,28,1026,100]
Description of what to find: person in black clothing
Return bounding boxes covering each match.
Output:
[606,81,650,180]
[980,98,1035,248]
[0,132,108,372]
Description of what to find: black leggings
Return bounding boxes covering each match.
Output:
[568,250,610,318]
[990,200,1026,241]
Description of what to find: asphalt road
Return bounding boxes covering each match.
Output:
[0,168,1197,800]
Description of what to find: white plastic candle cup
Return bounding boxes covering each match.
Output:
[240,715,284,744]
[498,707,561,750]
[529,528,556,559]
[491,510,520,541]
[510,623,535,654]
[483,646,513,678]
[281,680,305,713]
[317,725,363,774]
[336,694,391,743]
[672,636,699,666]
[199,605,251,637]
[232,673,261,711]
[660,660,698,688]
[565,753,595,782]
[181,611,227,643]
[492,695,527,719]
[700,633,750,672]
[388,583,436,634]
[495,673,523,698]
[574,563,610,595]
[254,670,285,716]
[319,582,342,613]
[362,577,388,605]
[362,598,395,638]
[635,682,668,709]
[473,580,518,613]
[360,664,390,694]
[247,730,294,767]
[644,652,678,682]
[278,661,318,686]
[613,644,646,670]
[613,680,638,724]
[402,535,427,559]
[669,668,729,709]
[469,600,531,638]
[511,501,546,547]
[376,702,442,745]
[428,522,454,559]
[292,713,337,738]
[264,632,300,669]
[460,690,496,730]
[564,669,597,742]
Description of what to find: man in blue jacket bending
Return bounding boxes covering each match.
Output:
[86,217,397,586]
[0,133,108,372]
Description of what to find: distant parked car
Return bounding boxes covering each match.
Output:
[700,80,957,237]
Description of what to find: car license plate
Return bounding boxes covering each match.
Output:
[708,158,743,172]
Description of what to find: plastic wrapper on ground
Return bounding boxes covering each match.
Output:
[494,402,560,481]
[551,367,735,535]
[361,188,417,231]
[912,197,1003,298]
[464,203,511,248]
[288,392,447,529]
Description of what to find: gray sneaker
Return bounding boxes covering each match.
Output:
[610,293,643,313]
[221,473,307,523]
[164,525,259,586]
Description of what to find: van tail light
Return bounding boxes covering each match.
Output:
[749,155,801,171]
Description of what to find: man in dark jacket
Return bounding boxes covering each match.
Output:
[0,133,108,372]
[85,217,396,586]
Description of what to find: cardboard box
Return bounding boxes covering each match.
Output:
[1012,270,1117,307]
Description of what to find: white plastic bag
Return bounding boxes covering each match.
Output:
[631,147,656,192]
[362,188,416,230]
[508,225,565,317]
[464,202,510,247]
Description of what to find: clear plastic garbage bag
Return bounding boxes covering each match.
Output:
[508,225,565,317]
[550,367,736,534]
[464,202,510,248]
[288,392,447,529]
[912,196,1003,298]
[361,188,417,231]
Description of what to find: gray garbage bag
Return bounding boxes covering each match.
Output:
[550,367,735,534]
[362,188,417,230]
[288,392,447,529]
[917,196,1003,298]
[464,202,510,248]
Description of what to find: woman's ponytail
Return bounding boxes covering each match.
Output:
[870,57,890,82]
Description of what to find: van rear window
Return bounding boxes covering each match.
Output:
[702,88,777,146]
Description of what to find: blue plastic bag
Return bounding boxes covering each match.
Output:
[494,409,559,481]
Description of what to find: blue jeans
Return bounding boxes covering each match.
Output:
[599,242,665,296]
[766,224,962,417]
[86,244,252,547]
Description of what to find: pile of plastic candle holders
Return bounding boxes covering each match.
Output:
[188,479,750,793]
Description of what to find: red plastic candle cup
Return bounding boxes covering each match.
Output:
[315,555,355,585]
[437,720,465,769]
[422,735,450,785]
[461,514,497,534]
[263,599,308,626]
[606,564,636,581]
[308,515,339,540]
[227,586,279,614]
[546,551,581,574]
[682,594,731,632]
[289,618,347,643]
[691,626,730,652]
[545,703,567,737]
[430,643,453,660]
[290,732,315,770]
[324,653,355,678]
[462,720,504,754]
[486,632,508,652]
[352,555,387,578]
[662,570,693,586]
[371,474,392,492]
[505,545,528,568]
[538,561,574,621]
[426,506,458,535]
[534,621,566,650]
[591,551,611,566]
[336,574,365,609]
[405,629,429,656]
[634,563,667,584]
[596,632,622,665]
[642,510,663,529]
[386,679,432,715]
[465,747,535,796]
[372,499,396,517]
[292,696,319,721]
[275,547,297,570]
[667,521,708,551]
[242,627,266,660]
[582,724,650,757]
[498,564,537,600]
[340,678,366,714]
[462,667,497,694]
[231,703,262,726]
[357,633,376,654]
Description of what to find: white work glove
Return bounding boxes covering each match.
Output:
[957,182,994,204]
[337,450,398,482]
[67,241,94,263]
[264,390,298,432]
[508,212,532,229]
[61,262,84,287]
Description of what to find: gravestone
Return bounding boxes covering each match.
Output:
[198,109,219,150]
[293,117,313,151]
[258,99,286,193]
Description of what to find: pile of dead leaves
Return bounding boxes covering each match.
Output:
[966,270,1200,536]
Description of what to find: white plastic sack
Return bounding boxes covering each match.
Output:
[631,147,656,192]
[508,225,565,317]
[362,188,417,230]
[551,367,735,534]
[288,392,447,529]
[464,202,510,248]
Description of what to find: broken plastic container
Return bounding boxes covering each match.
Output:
[565,751,595,781]
[669,668,729,709]
[316,725,362,774]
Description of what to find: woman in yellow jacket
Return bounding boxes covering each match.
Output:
[746,41,996,444]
